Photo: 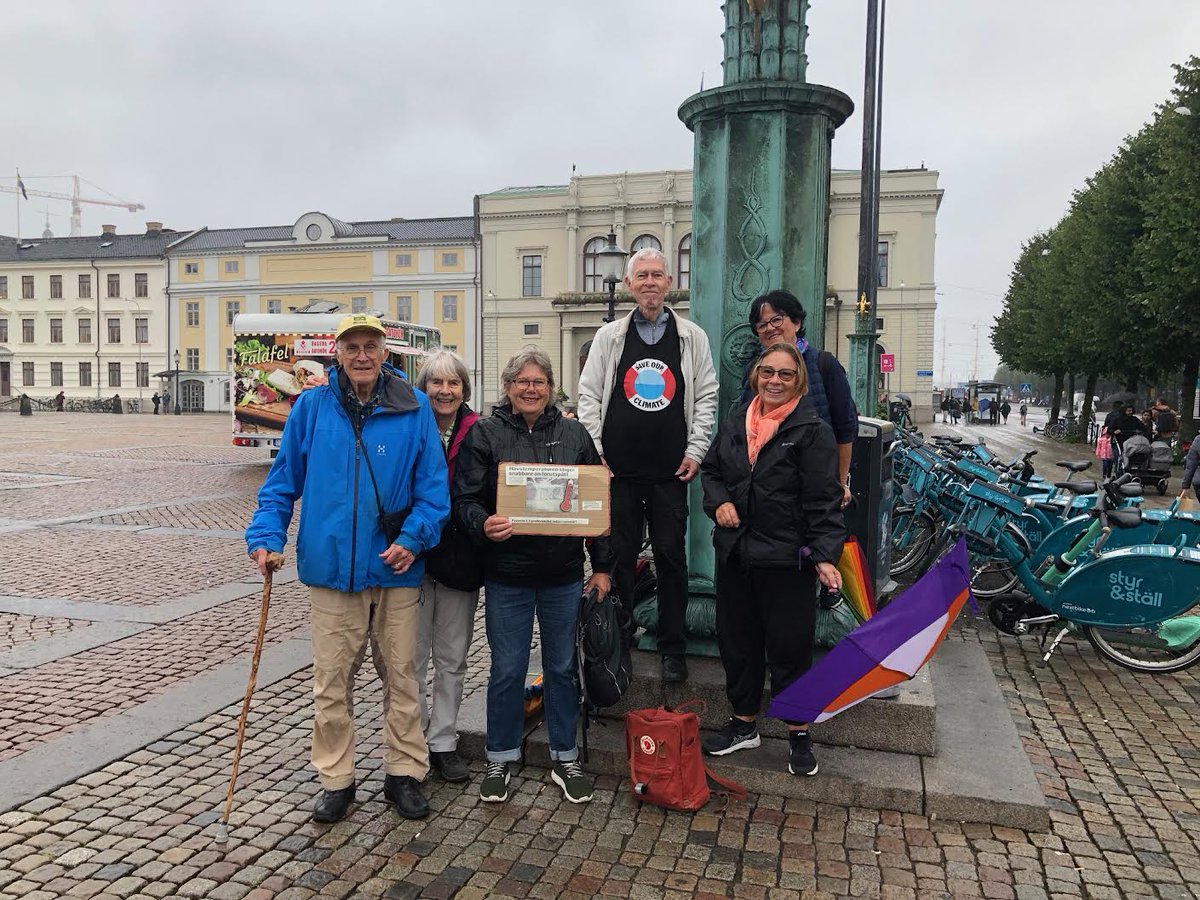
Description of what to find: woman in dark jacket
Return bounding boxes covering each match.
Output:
[700,342,845,777]
[454,345,613,806]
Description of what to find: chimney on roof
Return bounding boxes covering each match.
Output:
[390,217,406,222]
[101,224,117,236]
[145,221,163,237]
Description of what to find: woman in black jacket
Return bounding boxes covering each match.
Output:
[453,345,613,806]
[700,342,845,777]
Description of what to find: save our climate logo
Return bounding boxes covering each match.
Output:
[622,359,677,412]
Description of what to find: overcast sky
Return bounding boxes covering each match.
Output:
[5,1,1197,381]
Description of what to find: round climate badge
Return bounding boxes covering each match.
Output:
[622,359,677,412]
[639,735,656,755]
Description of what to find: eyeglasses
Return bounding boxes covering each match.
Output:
[513,378,549,389]
[751,314,788,334]
[758,366,798,382]
[341,344,381,358]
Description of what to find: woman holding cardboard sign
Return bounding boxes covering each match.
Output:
[453,345,613,806]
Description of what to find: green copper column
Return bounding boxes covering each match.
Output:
[677,1,853,638]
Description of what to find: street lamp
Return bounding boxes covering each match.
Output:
[173,349,182,416]
[596,229,628,323]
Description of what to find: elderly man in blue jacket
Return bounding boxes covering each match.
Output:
[246,314,450,824]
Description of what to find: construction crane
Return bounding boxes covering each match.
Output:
[0,175,144,237]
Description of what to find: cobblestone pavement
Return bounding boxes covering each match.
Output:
[0,412,1197,899]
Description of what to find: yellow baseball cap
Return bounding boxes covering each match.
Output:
[335,313,386,340]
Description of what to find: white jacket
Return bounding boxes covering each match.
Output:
[577,310,719,463]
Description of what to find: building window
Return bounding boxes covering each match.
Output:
[444,344,457,353]
[51,362,63,387]
[226,347,235,368]
[0,319,6,342]
[441,252,458,267]
[267,298,281,314]
[78,274,91,298]
[630,234,662,254]
[50,275,62,299]
[583,236,607,292]
[106,273,120,297]
[137,362,149,388]
[22,362,34,386]
[523,323,540,336]
[79,362,92,387]
[135,273,148,297]
[108,362,121,387]
[185,262,199,275]
[395,253,412,268]
[135,318,148,343]
[224,260,240,274]
[23,276,34,299]
[22,319,34,342]
[78,318,91,343]
[441,295,458,322]
[677,234,691,290]
[50,318,63,343]
[0,276,6,299]
[522,255,543,297]
[186,302,200,327]
[877,240,889,288]
[186,348,199,371]
[351,296,367,313]
[395,296,412,320]
[225,300,240,325]
[874,317,885,332]
[107,318,121,343]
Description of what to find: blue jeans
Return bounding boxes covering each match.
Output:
[484,579,582,763]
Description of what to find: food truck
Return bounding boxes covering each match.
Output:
[231,312,440,452]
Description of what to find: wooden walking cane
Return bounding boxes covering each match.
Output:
[216,552,284,845]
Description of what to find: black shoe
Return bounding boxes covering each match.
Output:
[312,784,355,823]
[429,749,470,783]
[384,774,430,819]
[661,655,688,684]
[788,730,819,776]
[702,717,760,756]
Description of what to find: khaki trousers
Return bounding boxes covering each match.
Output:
[309,586,426,789]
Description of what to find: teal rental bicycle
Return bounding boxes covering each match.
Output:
[953,477,1200,673]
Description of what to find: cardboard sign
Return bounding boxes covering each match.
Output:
[496,463,611,537]
[880,354,895,374]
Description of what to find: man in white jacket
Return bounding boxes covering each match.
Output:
[578,248,719,683]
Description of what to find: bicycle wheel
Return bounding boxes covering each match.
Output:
[1084,612,1200,673]
[969,523,1030,598]
[890,509,936,577]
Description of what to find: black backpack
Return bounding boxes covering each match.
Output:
[1156,410,1177,434]
[577,588,633,710]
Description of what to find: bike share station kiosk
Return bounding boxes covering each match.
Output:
[847,416,897,600]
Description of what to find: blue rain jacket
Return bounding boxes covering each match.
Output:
[245,365,450,592]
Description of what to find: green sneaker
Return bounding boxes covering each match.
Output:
[479,761,510,803]
[551,759,593,804]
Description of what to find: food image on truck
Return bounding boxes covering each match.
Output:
[233,332,330,436]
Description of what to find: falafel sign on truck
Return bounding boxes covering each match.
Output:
[231,312,440,451]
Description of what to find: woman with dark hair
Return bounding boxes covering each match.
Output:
[738,290,858,508]
[703,342,845,777]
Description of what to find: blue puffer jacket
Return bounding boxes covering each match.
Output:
[245,366,450,592]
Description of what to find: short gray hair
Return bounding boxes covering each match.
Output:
[501,344,555,390]
[625,247,670,280]
[415,349,472,403]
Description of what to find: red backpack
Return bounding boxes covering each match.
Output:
[625,702,746,811]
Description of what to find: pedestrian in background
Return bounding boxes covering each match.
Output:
[152,392,161,415]
[1000,400,1011,424]
[578,248,719,685]
[1181,439,1200,504]
[246,314,450,824]
[1019,401,1028,427]
[410,350,481,785]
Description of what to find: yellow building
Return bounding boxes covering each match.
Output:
[477,168,942,414]
[0,223,187,407]
[165,211,478,411]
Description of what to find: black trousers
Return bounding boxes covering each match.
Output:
[610,477,688,658]
[715,553,816,721]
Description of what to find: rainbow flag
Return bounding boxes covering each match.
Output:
[837,537,876,622]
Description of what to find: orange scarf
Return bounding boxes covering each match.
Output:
[745,394,801,467]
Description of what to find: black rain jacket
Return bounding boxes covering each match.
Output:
[453,402,615,586]
[701,397,845,568]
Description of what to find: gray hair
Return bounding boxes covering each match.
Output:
[501,344,555,390]
[625,247,670,280]
[415,349,472,403]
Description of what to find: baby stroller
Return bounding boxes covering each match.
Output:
[1118,434,1171,495]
